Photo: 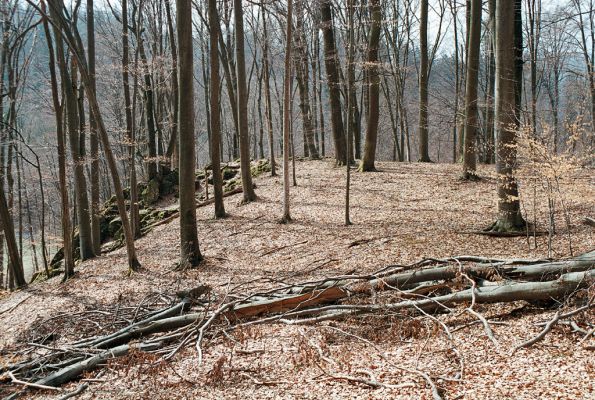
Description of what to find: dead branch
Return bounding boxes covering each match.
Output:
[513,311,561,353]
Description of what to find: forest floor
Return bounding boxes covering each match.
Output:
[1,160,594,399]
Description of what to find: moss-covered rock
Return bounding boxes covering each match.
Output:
[142,179,160,205]
[251,159,271,177]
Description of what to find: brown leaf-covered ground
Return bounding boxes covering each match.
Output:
[1,160,594,399]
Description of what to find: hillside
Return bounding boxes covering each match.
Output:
[0,160,593,399]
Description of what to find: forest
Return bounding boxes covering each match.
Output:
[0,0,594,398]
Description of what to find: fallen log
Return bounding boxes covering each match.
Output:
[8,251,595,390]
[279,269,595,324]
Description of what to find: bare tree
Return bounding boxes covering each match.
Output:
[461,0,482,180]
[209,0,226,218]
[418,0,431,162]
[488,0,525,233]
[360,0,382,171]
[177,0,202,268]
[234,0,256,202]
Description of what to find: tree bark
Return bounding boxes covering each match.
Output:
[461,0,482,179]
[281,0,293,223]
[234,0,256,202]
[360,0,382,172]
[490,0,525,232]
[87,0,101,254]
[51,7,95,262]
[208,0,226,219]
[320,0,347,165]
[177,0,202,268]
[122,0,141,239]
[418,0,431,162]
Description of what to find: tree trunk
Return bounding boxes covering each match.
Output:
[164,0,179,169]
[293,0,319,160]
[281,0,293,223]
[489,0,525,232]
[41,1,74,281]
[52,13,95,262]
[418,0,431,162]
[177,0,202,268]
[87,0,101,254]
[0,184,25,288]
[234,0,257,203]
[260,2,277,176]
[122,0,141,239]
[209,0,226,219]
[461,0,482,180]
[320,0,347,165]
[360,0,382,172]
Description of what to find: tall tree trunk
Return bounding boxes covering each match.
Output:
[42,1,74,281]
[320,0,347,165]
[0,182,25,288]
[87,0,101,254]
[48,0,140,272]
[485,0,496,164]
[122,0,140,239]
[281,0,293,223]
[461,0,482,180]
[209,0,226,219]
[360,0,382,172]
[234,0,256,203]
[260,1,277,176]
[489,0,525,232]
[345,0,354,225]
[418,0,431,162]
[293,0,319,160]
[138,37,159,182]
[164,0,179,169]
[52,16,95,262]
[177,0,202,268]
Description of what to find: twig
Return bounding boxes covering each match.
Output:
[513,311,561,353]
[260,240,308,257]
[7,371,61,391]
[58,383,88,400]
[0,295,32,315]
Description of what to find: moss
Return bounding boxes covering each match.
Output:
[141,179,160,205]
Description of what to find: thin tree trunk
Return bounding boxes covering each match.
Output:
[87,0,101,254]
[462,0,482,180]
[360,0,382,172]
[418,0,431,162]
[320,0,347,165]
[41,1,74,280]
[52,12,95,262]
[281,0,293,223]
[234,0,256,203]
[209,0,226,219]
[260,1,277,176]
[122,0,140,239]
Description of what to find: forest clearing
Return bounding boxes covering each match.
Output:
[1,160,594,399]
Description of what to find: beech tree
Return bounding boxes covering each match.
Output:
[461,0,482,180]
[177,0,202,267]
[234,0,256,203]
[488,0,525,233]
[320,0,347,165]
[209,0,226,218]
[418,0,431,162]
[360,0,382,172]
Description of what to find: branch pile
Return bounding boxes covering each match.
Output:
[2,251,594,397]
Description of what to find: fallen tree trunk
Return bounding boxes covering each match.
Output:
[6,251,594,390]
[279,269,595,324]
